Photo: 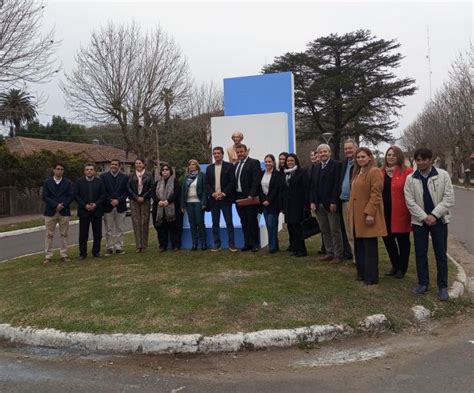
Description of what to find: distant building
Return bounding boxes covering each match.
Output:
[5,136,137,174]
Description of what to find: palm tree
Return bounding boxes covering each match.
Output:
[0,89,38,138]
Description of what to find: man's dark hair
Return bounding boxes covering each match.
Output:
[110,159,121,165]
[235,143,247,151]
[84,162,96,169]
[53,162,64,169]
[413,147,433,160]
[213,146,224,154]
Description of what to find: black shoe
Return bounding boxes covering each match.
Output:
[355,276,364,281]
[384,268,397,276]
[201,244,208,251]
[269,249,278,254]
[241,246,252,252]
[317,250,325,255]
[251,247,259,253]
[414,284,429,295]
[295,253,307,257]
[92,253,100,258]
[364,281,378,285]
[158,248,166,253]
[437,287,449,301]
[395,271,405,279]
[191,245,198,251]
[78,255,86,261]
[290,252,297,256]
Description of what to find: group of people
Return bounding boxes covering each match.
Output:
[41,134,454,301]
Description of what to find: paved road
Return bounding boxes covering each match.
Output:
[0,217,134,262]
[0,313,472,393]
[450,187,474,254]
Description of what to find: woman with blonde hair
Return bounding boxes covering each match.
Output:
[127,158,154,253]
[348,147,387,285]
[180,159,208,250]
[381,146,413,278]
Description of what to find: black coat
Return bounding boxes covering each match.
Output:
[127,171,154,201]
[74,176,106,218]
[42,177,74,217]
[260,170,282,214]
[234,157,261,197]
[100,171,129,213]
[205,161,236,205]
[280,168,309,224]
[309,159,342,211]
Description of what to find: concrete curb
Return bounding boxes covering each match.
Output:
[0,314,390,355]
[0,221,79,238]
[447,252,468,298]
[453,184,474,192]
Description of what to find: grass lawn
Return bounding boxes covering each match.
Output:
[0,217,79,233]
[0,230,469,336]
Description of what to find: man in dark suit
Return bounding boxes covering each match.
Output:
[100,159,129,256]
[310,144,343,263]
[234,143,262,252]
[74,163,106,260]
[41,162,74,265]
[205,146,237,252]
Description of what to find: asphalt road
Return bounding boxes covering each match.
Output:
[0,313,472,393]
[0,217,134,262]
[450,187,474,254]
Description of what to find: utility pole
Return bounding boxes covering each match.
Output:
[426,25,433,100]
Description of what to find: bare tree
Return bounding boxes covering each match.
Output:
[61,21,191,165]
[0,0,59,87]
[401,47,473,178]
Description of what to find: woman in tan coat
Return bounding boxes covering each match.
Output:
[348,147,387,285]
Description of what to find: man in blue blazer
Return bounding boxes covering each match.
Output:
[42,162,74,265]
[205,146,237,252]
[74,163,106,259]
[100,159,129,256]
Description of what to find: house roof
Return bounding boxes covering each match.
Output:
[5,136,137,164]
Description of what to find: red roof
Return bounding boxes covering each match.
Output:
[5,136,137,164]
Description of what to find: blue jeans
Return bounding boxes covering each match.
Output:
[263,208,279,252]
[413,222,448,289]
[210,202,235,248]
[186,203,206,247]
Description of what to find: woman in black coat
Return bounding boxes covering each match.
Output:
[280,153,309,257]
[260,154,282,254]
[152,164,182,251]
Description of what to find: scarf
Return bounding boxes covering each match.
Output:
[135,169,146,195]
[155,175,176,225]
[385,166,395,178]
[284,165,298,186]
[185,170,199,187]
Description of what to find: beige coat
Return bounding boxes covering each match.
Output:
[348,167,387,238]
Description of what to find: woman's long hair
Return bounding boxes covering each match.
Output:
[186,159,201,173]
[382,145,407,170]
[352,147,375,180]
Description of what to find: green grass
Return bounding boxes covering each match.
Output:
[0,216,78,233]
[0,231,468,335]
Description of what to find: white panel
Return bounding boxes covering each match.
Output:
[211,113,289,163]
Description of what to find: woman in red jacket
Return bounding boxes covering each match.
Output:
[381,146,413,279]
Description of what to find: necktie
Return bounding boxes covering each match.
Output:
[235,160,243,180]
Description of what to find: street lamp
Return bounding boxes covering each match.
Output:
[322,132,333,143]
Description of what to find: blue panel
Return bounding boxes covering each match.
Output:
[224,72,295,153]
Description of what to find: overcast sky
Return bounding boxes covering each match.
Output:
[21,0,473,143]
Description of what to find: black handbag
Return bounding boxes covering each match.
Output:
[302,216,321,239]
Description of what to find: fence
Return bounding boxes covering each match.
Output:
[0,187,43,216]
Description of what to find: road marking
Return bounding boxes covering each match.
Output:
[469,340,474,344]
[0,221,79,238]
